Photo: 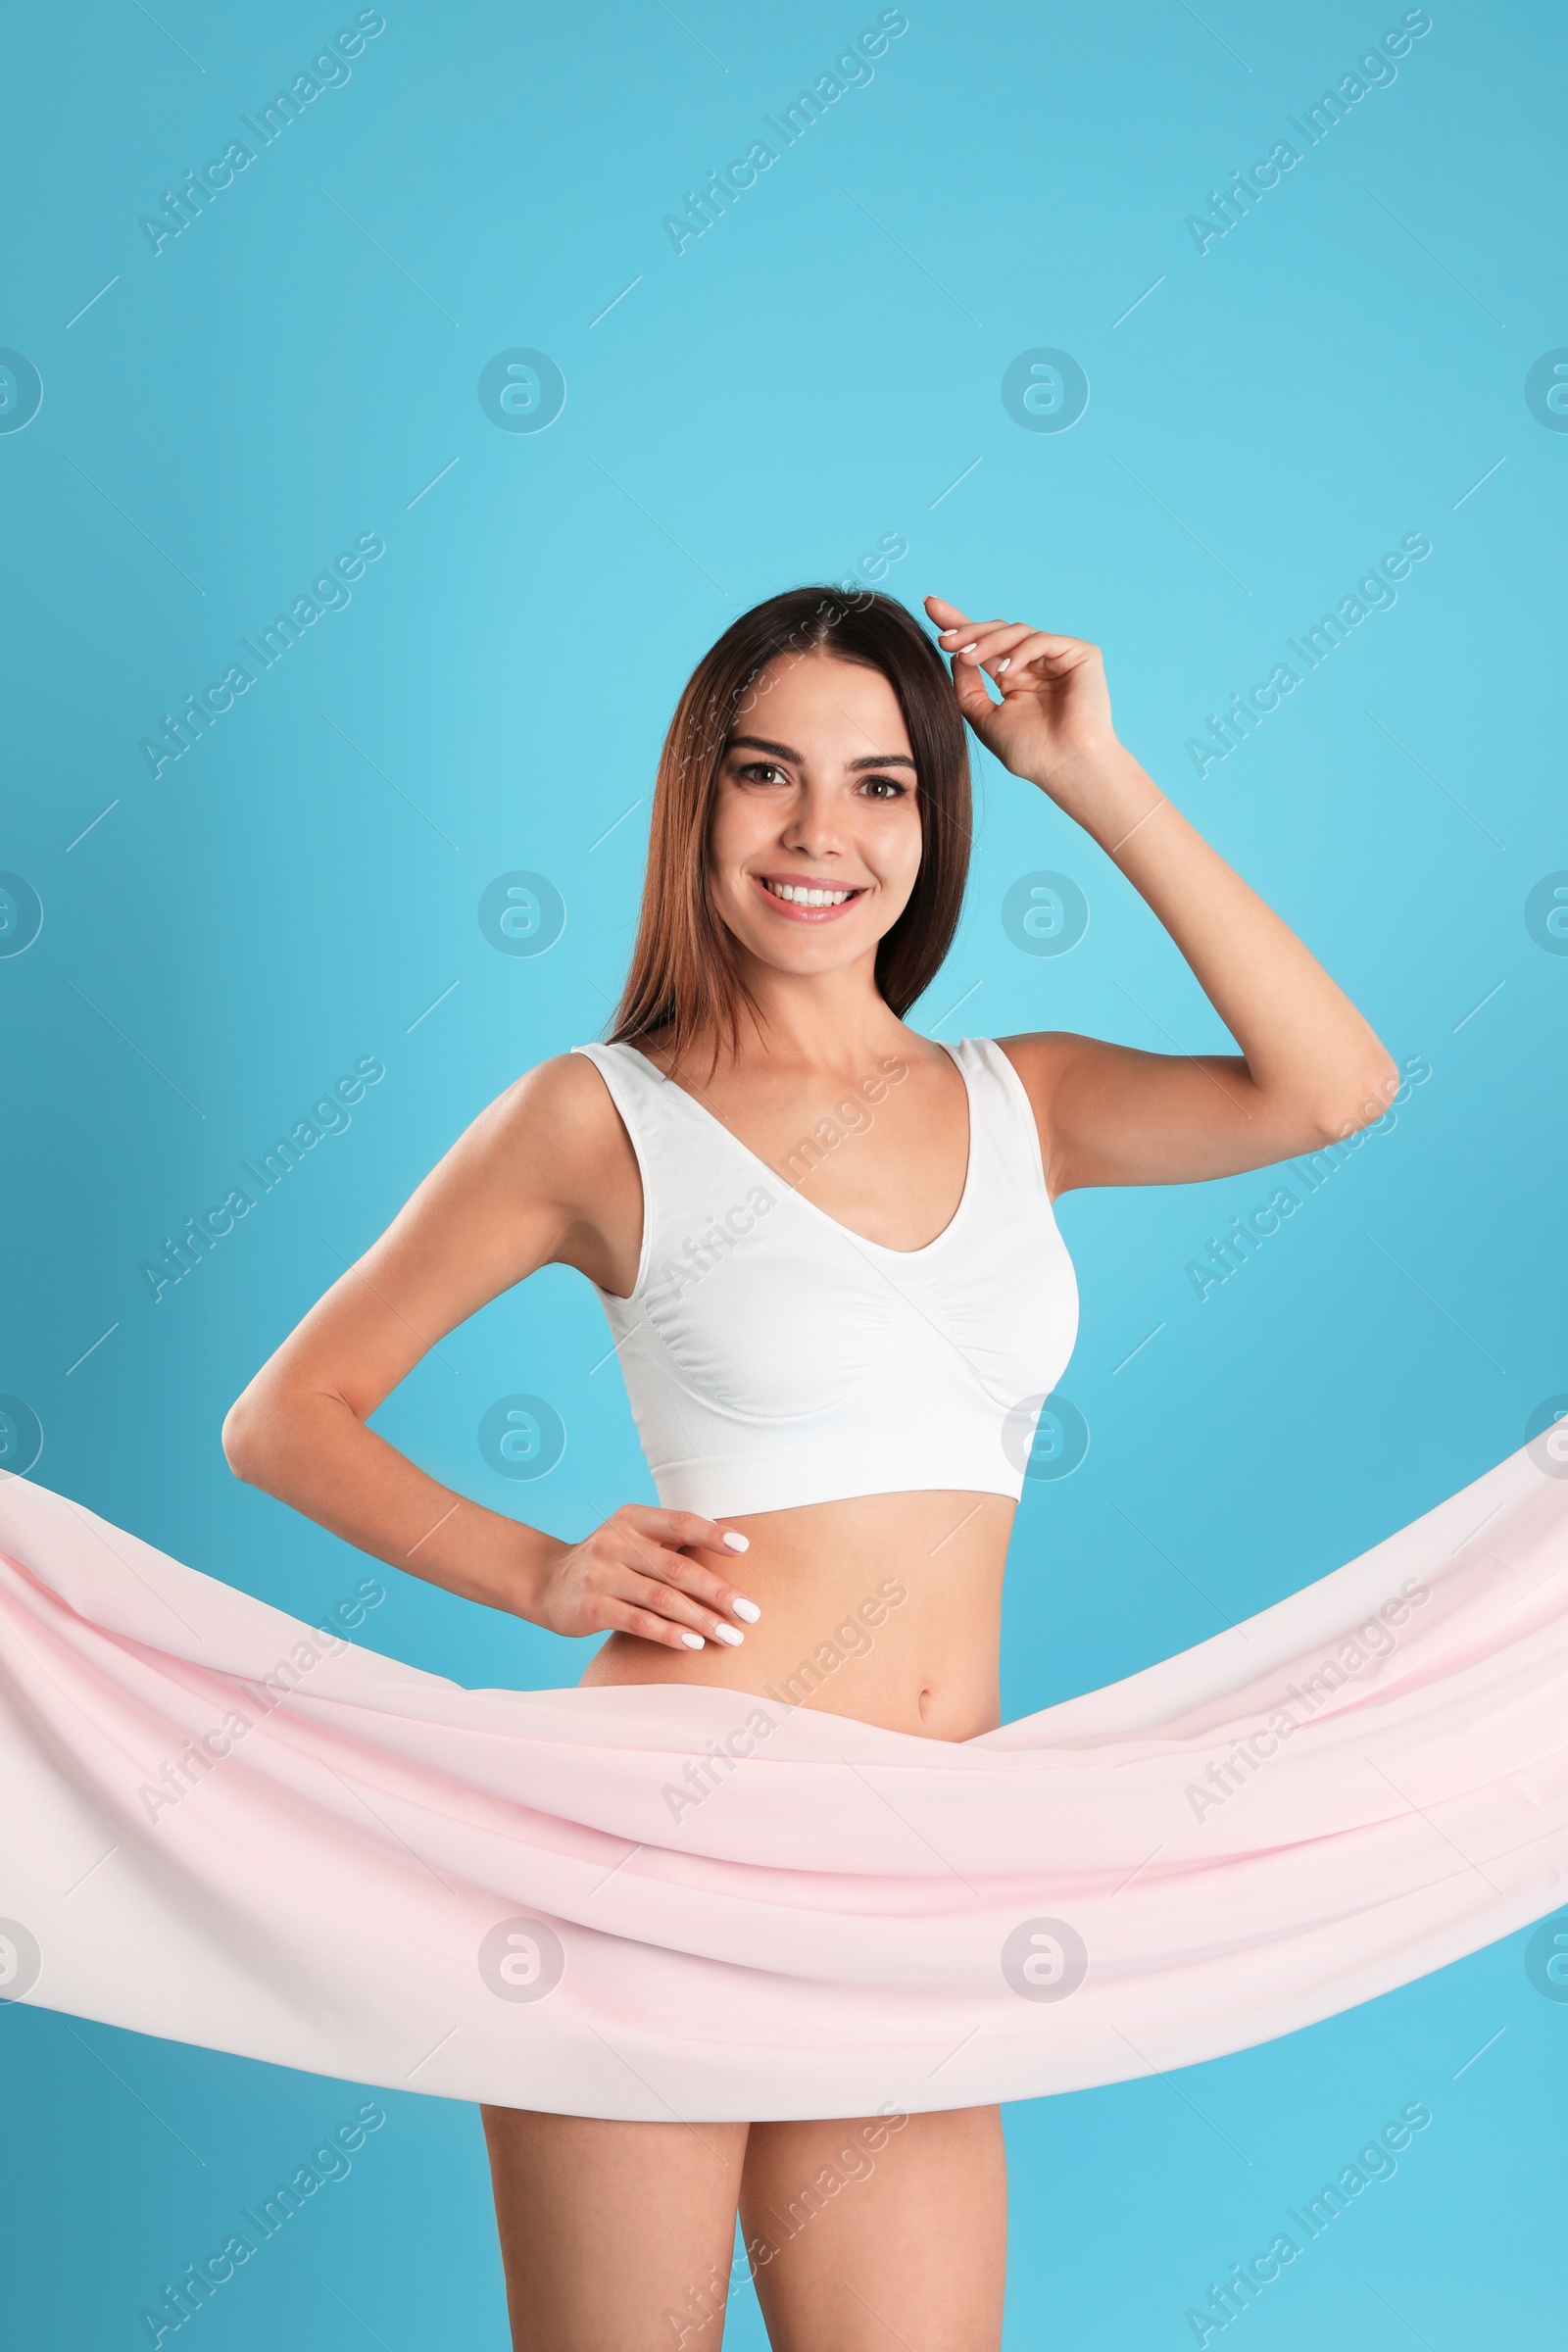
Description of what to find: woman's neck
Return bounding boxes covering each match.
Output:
[710,956,912,1079]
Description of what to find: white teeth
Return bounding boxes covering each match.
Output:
[764,880,855,907]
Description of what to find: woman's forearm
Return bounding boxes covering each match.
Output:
[1048,742,1397,1131]
[222,1386,562,1619]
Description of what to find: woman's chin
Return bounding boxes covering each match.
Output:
[733,928,877,978]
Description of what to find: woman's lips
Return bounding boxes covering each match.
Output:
[750,874,868,924]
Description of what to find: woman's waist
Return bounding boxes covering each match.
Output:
[718,1487,1013,1585]
[580,1489,1012,1740]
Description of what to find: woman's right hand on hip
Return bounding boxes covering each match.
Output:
[523,1505,760,1651]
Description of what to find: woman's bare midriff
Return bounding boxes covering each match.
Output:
[577,1489,1014,1741]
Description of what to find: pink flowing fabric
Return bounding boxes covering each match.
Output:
[1,1453,1565,2123]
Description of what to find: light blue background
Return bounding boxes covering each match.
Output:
[3,1,1565,2343]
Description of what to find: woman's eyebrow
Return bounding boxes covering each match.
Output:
[725,734,916,770]
[726,735,800,760]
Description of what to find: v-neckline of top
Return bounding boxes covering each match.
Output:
[619,1040,978,1260]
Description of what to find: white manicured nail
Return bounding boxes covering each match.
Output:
[732,1597,761,1623]
[681,1632,705,1649]
[711,1623,744,1646]
[996,657,1010,671]
[722,1531,750,1552]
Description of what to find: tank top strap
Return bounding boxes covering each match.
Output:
[570,1040,671,1133]
[951,1037,1051,1205]
[570,1042,751,1161]
[571,1041,772,1302]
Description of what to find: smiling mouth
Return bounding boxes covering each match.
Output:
[753,874,867,919]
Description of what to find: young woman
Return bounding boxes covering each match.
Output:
[4,588,1563,2352]
[220,584,1389,2346]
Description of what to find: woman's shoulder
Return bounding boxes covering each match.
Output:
[989,1029,1092,1087]
[983,1031,1096,1148]
[468,1050,637,1190]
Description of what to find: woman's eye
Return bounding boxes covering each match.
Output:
[859,774,908,800]
[738,761,787,785]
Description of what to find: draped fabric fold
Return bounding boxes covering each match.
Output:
[1,1452,1564,2123]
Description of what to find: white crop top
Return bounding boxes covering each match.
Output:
[570,1038,1080,1518]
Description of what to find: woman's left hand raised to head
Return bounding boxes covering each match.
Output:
[920,590,1401,1194]
[924,594,1124,810]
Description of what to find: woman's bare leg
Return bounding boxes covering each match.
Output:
[481,2104,750,2351]
[738,2105,1006,2352]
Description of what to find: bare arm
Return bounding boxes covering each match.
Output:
[925,595,1398,1196]
[220,1054,758,1652]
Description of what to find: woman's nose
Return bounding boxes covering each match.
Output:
[779,787,844,860]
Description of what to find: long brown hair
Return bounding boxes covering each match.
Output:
[610,586,971,1070]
